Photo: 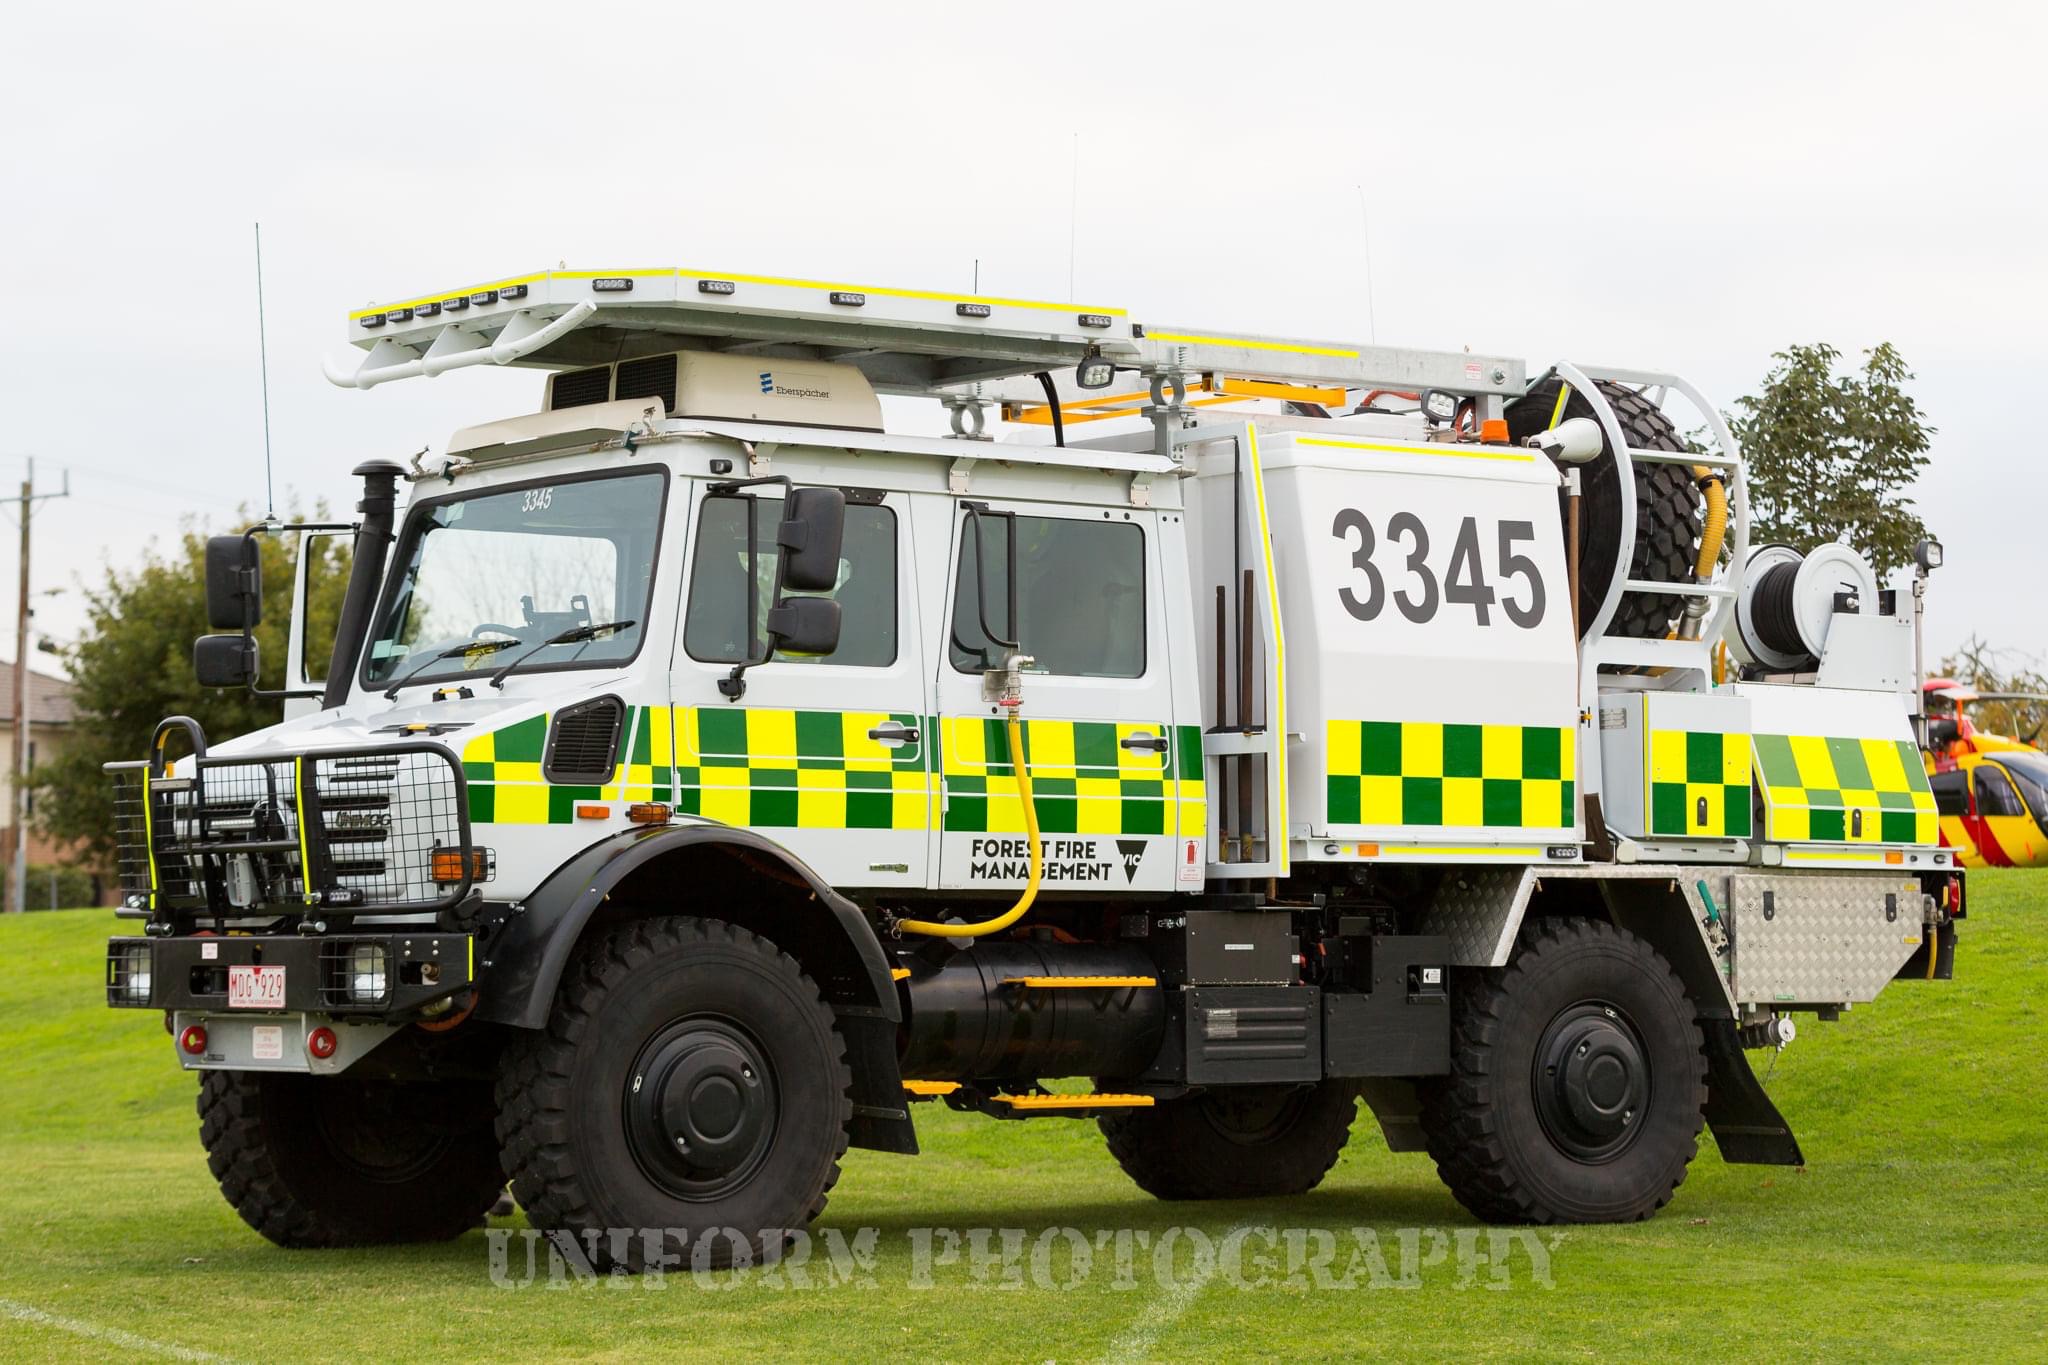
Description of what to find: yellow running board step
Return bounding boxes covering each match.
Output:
[987,1093,1155,1111]
[903,1080,959,1096]
[998,975,1157,989]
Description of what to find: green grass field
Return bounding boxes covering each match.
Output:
[1,874,2043,1363]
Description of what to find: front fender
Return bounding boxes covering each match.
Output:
[473,823,899,1030]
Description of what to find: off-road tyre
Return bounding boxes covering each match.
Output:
[198,1070,505,1247]
[1417,917,1707,1224]
[1098,1081,1360,1200]
[1508,376,1701,639]
[496,917,850,1271]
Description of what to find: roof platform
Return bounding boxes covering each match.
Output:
[325,265,1527,406]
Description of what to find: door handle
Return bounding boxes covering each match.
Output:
[1120,731,1170,754]
[868,722,920,746]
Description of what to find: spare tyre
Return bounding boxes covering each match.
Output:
[1507,376,1701,641]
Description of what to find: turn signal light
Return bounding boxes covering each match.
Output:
[431,847,493,885]
[627,803,673,825]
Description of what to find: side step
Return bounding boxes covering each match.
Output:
[987,1092,1155,1117]
[900,1081,1156,1118]
[998,975,1157,988]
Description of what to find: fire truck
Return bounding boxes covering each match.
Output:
[104,265,1960,1266]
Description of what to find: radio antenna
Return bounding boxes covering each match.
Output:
[254,222,277,521]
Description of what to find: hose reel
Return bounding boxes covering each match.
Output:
[1729,543,1879,673]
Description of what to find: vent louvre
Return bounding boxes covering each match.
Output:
[614,355,677,413]
[550,366,612,410]
[544,698,625,784]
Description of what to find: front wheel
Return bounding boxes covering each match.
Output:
[1099,1081,1360,1200]
[1418,917,1707,1223]
[496,917,851,1271]
[199,1070,505,1247]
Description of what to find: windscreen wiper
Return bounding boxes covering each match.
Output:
[488,620,638,690]
[380,636,523,699]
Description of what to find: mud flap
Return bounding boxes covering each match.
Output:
[839,1010,918,1155]
[1700,1018,1804,1166]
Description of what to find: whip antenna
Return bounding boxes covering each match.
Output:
[254,221,276,521]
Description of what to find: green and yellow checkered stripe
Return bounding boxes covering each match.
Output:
[1752,733,1937,844]
[462,709,665,825]
[939,718,1206,838]
[1325,720,1575,830]
[1649,729,1751,838]
[673,706,930,830]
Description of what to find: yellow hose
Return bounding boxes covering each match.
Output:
[895,712,1041,938]
[1693,466,1728,580]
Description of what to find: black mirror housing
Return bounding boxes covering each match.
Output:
[765,596,841,657]
[204,535,261,630]
[776,487,846,592]
[194,634,259,689]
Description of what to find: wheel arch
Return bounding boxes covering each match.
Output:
[474,825,900,1031]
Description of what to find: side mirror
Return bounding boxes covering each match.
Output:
[776,487,846,592]
[194,634,259,688]
[205,535,262,630]
[765,596,841,657]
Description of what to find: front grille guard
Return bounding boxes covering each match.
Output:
[108,717,474,925]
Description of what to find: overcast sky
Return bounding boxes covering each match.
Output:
[2,0,2041,674]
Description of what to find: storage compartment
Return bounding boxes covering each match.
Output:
[1322,934,1450,1077]
[1184,985,1321,1084]
[1597,691,1752,841]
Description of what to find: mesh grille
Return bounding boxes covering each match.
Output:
[613,355,677,413]
[108,743,470,919]
[545,698,624,783]
[550,366,612,410]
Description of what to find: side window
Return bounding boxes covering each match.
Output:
[684,494,898,667]
[1974,766,2025,818]
[1929,770,1969,818]
[949,514,1145,678]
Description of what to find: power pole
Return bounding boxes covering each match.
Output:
[7,458,69,913]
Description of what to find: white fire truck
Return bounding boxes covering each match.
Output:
[104,265,1960,1266]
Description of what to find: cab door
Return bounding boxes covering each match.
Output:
[933,500,1182,892]
[670,483,931,890]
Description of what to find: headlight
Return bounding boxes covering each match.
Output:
[348,944,388,1003]
[110,944,152,1005]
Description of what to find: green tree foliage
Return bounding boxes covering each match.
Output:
[1729,342,1935,575]
[31,517,352,866]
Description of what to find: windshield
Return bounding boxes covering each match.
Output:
[362,472,665,688]
[1998,752,2048,820]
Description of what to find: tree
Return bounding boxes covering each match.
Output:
[1939,636,2048,747]
[31,515,352,867]
[1729,342,1935,575]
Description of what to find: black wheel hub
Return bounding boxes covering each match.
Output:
[1199,1085,1307,1146]
[623,1017,778,1200]
[1532,1001,1650,1162]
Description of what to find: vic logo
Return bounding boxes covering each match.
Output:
[758,371,774,393]
[1116,839,1147,884]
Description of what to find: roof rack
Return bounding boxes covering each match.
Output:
[324,266,1527,417]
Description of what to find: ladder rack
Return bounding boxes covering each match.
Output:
[324,265,1526,410]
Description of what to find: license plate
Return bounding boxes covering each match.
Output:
[228,964,286,1010]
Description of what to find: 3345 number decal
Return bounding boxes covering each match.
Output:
[1330,509,1546,628]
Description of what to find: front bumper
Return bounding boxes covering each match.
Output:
[106,931,474,1017]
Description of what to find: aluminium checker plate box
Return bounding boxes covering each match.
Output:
[1724,871,1927,1006]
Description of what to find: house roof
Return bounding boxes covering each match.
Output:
[0,660,75,726]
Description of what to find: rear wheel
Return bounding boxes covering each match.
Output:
[1099,1081,1359,1200]
[198,1070,505,1247]
[1418,917,1707,1223]
[496,917,850,1271]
